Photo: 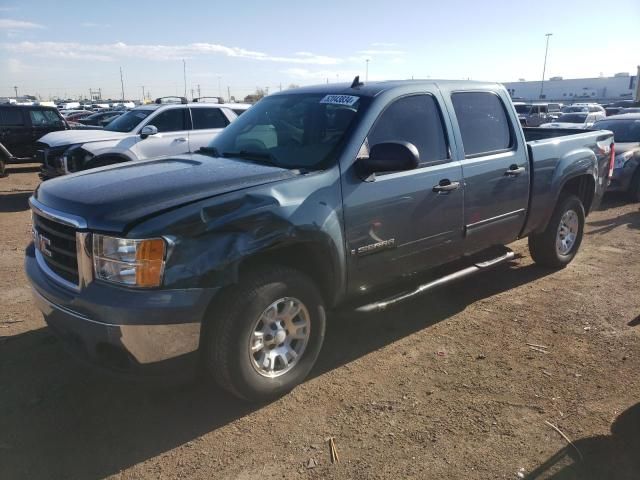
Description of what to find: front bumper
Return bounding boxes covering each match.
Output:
[25,244,220,377]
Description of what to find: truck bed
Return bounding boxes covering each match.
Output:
[522,127,592,142]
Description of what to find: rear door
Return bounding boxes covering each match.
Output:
[342,93,464,294]
[188,106,232,152]
[131,107,190,159]
[0,107,29,157]
[448,91,529,251]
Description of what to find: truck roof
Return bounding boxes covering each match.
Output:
[272,79,502,98]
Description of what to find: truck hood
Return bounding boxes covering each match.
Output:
[39,129,128,148]
[34,154,298,232]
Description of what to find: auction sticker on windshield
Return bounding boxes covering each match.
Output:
[320,95,359,106]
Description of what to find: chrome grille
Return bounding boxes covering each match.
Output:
[32,212,79,285]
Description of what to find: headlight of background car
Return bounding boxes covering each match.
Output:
[93,235,166,287]
[613,152,633,169]
[62,145,94,173]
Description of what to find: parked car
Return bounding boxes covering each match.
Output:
[0,105,68,171]
[539,112,605,129]
[513,102,561,126]
[64,111,94,122]
[605,107,625,116]
[621,107,640,114]
[37,97,242,178]
[593,113,640,201]
[25,80,614,401]
[562,103,606,114]
[77,111,123,127]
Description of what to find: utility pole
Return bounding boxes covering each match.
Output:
[197,84,201,98]
[539,33,553,99]
[141,86,145,102]
[119,67,125,101]
[365,59,370,82]
[217,76,221,98]
[227,86,231,102]
[190,88,195,100]
[13,85,18,98]
[183,59,187,97]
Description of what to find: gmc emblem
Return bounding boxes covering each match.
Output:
[33,228,52,257]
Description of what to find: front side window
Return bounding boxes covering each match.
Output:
[208,93,367,170]
[191,107,228,130]
[367,94,449,167]
[451,92,512,157]
[30,109,61,127]
[148,108,187,133]
[0,108,24,126]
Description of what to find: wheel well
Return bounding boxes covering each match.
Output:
[560,175,595,215]
[237,243,336,306]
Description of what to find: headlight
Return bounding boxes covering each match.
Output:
[63,145,93,173]
[93,234,166,287]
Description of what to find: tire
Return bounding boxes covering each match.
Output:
[528,194,585,268]
[204,266,326,402]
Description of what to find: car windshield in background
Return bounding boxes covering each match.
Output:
[207,93,366,170]
[514,104,532,114]
[103,109,152,132]
[562,106,588,113]
[593,119,640,143]
[557,113,587,123]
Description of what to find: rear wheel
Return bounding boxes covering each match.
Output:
[528,194,585,268]
[204,266,326,402]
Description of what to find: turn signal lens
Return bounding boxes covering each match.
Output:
[135,239,165,287]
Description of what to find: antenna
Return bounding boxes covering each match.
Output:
[350,76,364,89]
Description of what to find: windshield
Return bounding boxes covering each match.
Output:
[207,93,367,170]
[593,119,640,142]
[556,113,588,123]
[514,104,532,114]
[104,109,152,132]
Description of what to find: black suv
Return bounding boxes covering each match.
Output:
[0,105,68,174]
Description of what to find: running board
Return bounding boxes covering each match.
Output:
[355,249,515,313]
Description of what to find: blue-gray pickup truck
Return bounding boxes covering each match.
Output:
[25,79,615,401]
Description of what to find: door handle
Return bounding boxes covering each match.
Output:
[505,165,526,176]
[175,137,187,142]
[432,180,460,193]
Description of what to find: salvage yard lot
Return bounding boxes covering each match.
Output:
[1,164,639,480]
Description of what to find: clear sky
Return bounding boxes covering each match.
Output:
[1,0,638,100]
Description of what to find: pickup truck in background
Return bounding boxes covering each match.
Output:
[25,79,614,401]
[35,98,247,179]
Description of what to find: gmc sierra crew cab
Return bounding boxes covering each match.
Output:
[25,79,615,401]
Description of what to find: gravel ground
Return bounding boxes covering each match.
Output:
[1,164,639,480]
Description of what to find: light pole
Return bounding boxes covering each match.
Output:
[183,59,187,98]
[365,59,370,82]
[539,33,552,99]
[217,76,222,98]
[13,85,18,98]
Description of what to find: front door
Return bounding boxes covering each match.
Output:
[342,94,464,295]
[449,91,529,251]
[132,107,190,160]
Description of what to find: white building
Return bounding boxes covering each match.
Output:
[503,71,639,103]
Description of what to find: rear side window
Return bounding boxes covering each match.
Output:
[148,108,187,132]
[232,109,247,116]
[451,92,513,157]
[0,108,25,126]
[190,107,229,130]
[368,94,449,167]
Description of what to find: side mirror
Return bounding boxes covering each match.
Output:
[357,141,419,179]
[140,125,158,138]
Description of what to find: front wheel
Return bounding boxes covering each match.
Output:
[204,266,326,402]
[528,194,585,268]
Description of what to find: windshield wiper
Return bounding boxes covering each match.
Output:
[221,150,279,167]
[196,146,221,157]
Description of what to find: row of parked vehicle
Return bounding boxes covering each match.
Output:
[17,78,640,401]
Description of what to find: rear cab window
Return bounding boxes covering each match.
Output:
[451,92,513,157]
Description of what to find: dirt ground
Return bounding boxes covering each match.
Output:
[1,164,639,480]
